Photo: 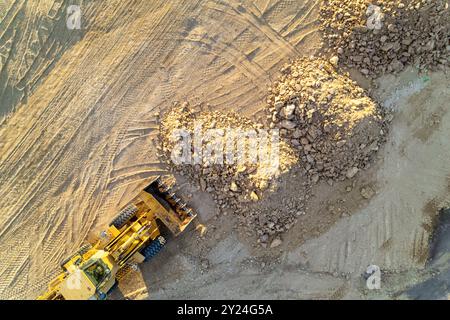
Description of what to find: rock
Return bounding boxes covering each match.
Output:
[270,238,283,248]
[311,174,320,183]
[330,56,339,66]
[304,144,313,152]
[199,178,207,191]
[267,57,386,187]
[360,186,375,199]
[201,259,210,269]
[259,234,269,243]
[250,191,259,201]
[259,180,269,190]
[336,140,346,148]
[280,120,297,130]
[346,167,359,179]
[161,103,299,239]
[231,55,389,242]
[274,101,284,110]
[283,104,296,119]
[320,0,450,77]
[292,129,302,139]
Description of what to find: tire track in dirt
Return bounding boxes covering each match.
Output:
[0,0,326,299]
[2,0,200,300]
[0,0,165,216]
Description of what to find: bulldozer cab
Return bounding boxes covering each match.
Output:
[83,259,111,288]
[58,251,116,300]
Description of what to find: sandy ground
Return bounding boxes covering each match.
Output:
[112,67,450,300]
[0,0,448,300]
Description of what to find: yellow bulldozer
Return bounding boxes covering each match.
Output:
[37,176,196,300]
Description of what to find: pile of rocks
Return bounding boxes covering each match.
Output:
[240,182,309,247]
[159,103,297,210]
[266,57,388,183]
[320,0,450,77]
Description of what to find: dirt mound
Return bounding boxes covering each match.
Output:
[320,0,450,77]
[159,104,298,210]
[266,57,388,183]
[240,169,310,247]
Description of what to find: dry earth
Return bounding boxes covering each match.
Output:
[0,0,448,300]
[114,67,450,300]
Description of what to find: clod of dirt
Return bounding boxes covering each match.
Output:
[270,238,283,248]
[360,186,376,199]
[266,57,388,183]
[320,0,450,77]
[200,259,210,270]
[159,104,298,211]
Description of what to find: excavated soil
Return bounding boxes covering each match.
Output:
[158,56,390,246]
[266,57,388,183]
[320,0,450,77]
[159,104,297,206]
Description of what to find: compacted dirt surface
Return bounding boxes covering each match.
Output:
[0,0,449,300]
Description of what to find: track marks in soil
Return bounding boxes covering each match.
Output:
[0,0,322,298]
